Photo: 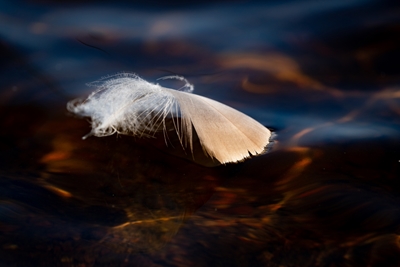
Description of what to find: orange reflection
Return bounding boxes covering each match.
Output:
[40,151,71,163]
[288,87,400,145]
[288,123,332,147]
[42,184,72,198]
[276,148,312,187]
[113,216,183,228]
[219,52,342,96]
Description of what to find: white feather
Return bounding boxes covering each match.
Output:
[67,73,272,164]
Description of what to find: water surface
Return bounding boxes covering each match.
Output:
[1,0,400,266]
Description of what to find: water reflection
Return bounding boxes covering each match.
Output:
[1,0,400,266]
[0,114,218,265]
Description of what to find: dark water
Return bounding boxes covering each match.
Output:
[1,0,400,266]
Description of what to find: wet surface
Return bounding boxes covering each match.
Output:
[1,0,400,266]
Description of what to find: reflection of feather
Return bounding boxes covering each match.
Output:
[67,73,272,164]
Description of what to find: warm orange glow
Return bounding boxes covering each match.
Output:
[337,110,360,123]
[241,76,279,94]
[297,186,329,198]
[113,216,184,229]
[43,185,72,198]
[219,52,343,96]
[276,157,313,186]
[40,151,71,162]
[289,123,332,147]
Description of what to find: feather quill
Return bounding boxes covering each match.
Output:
[67,73,272,164]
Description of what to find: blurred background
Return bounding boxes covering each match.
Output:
[0,0,400,266]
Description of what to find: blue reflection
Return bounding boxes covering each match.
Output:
[0,0,399,144]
